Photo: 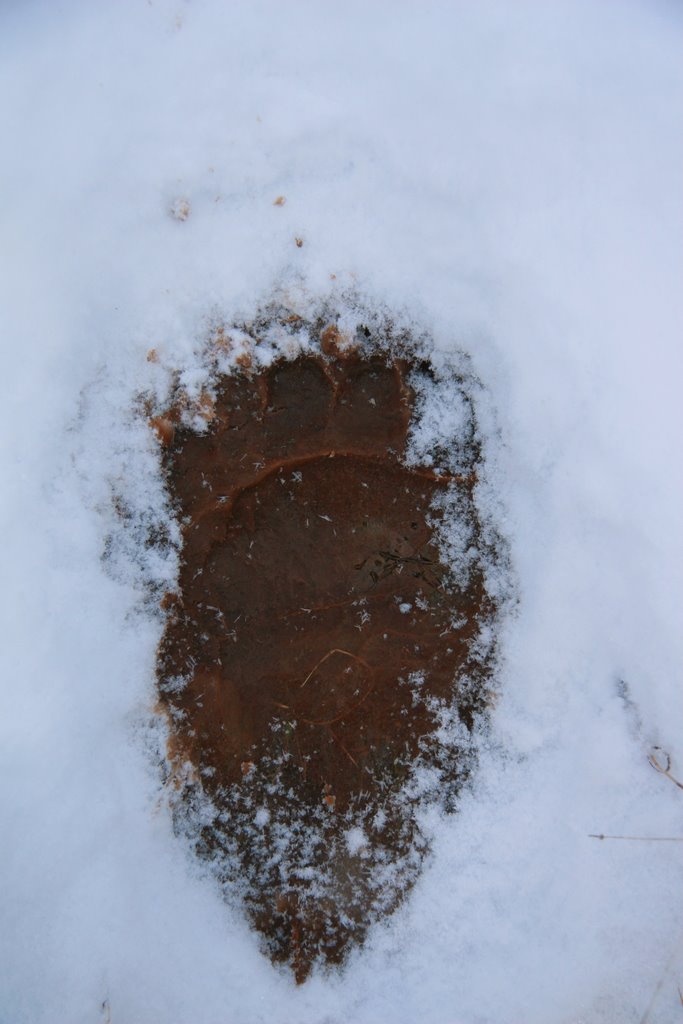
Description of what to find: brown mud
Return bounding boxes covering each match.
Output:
[155,335,497,981]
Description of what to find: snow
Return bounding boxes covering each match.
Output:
[345,827,369,857]
[1,1,682,1022]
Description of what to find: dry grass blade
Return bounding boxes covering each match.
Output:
[588,834,683,842]
[299,648,368,688]
[648,748,683,791]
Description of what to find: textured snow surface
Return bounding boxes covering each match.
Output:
[1,1,682,1022]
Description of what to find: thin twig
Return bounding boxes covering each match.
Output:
[300,648,369,687]
[648,748,683,791]
[589,834,683,842]
[329,729,359,767]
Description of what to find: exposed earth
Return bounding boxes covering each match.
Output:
[154,320,500,980]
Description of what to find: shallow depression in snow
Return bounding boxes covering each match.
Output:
[138,300,510,982]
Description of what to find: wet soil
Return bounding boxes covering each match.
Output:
[156,342,493,980]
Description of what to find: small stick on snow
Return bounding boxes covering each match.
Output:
[648,748,683,791]
[588,834,683,842]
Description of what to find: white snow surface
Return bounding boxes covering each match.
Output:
[1,1,682,1022]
